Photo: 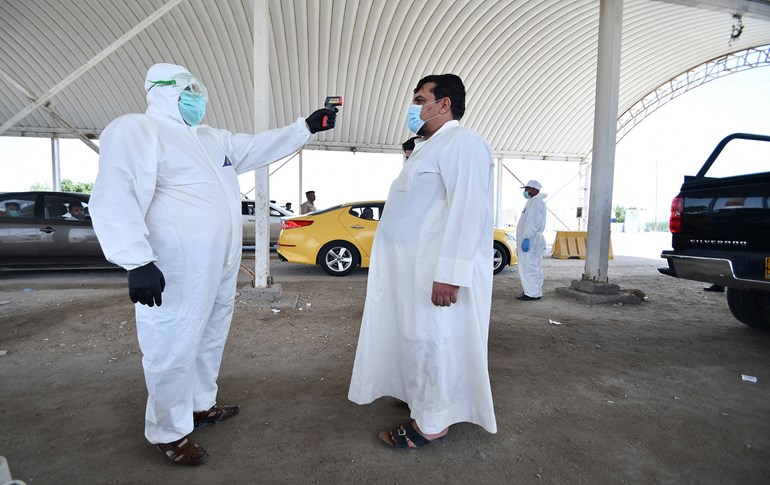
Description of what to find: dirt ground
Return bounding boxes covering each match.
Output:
[1,237,769,484]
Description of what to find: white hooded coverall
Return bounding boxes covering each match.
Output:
[89,63,313,444]
[516,192,548,298]
[348,120,497,435]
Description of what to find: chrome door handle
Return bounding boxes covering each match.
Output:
[350,225,364,229]
[39,227,56,234]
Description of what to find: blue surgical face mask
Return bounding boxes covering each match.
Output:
[523,190,532,199]
[178,91,206,125]
[406,98,445,134]
[8,209,21,217]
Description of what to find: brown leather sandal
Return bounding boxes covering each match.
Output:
[155,435,208,466]
[193,403,240,429]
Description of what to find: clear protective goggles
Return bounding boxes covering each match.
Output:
[146,72,208,102]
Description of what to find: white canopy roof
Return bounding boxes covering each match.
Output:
[2,0,770,160]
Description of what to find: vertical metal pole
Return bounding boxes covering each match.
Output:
[298,149,303,208]
[578,157,589,231]
[495,156,504,227]
[51,136,61,191]
[583,0,623,282]
[253,0,270,287]
[654,159,659,230]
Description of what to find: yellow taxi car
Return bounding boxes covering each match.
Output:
[277,200,517,276]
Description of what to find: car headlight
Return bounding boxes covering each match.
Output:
[504,232,516,242]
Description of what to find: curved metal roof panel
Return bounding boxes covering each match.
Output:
[1,0,770,160]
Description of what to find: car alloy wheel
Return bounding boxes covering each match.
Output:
[493,241,509,275]
[319,241,358,276]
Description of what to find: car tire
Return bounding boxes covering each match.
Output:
[319,241,359,276]
[493,241,509,275]
[726,288,770,330]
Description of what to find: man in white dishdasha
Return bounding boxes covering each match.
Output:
[348,74,497,449]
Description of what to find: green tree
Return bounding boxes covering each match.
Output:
[614,205,626,223]
[28,180,94,193]
[60,179,94,193]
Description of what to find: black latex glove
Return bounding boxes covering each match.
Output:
[128,262,166,307]
[305,107,338,133]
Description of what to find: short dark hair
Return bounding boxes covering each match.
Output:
[401,136,420,153]
[305,190,315,196]
[414,74,466,120]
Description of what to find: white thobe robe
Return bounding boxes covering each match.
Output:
[516,192,548,298]
[348,120,497,434]
[90,63,313,444]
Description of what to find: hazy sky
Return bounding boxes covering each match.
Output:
[613,66,770,222]
[2,66,768,231]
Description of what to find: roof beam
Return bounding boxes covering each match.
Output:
[617,44,770,144]
[0,0,188,136]
[652,0,770,19]
[0,67,100,153]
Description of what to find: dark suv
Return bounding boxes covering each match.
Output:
[0,191,117,270]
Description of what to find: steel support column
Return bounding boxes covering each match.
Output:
[252,0,271,287]
[51,136,61,191]
[577,158,589,231]
[495,156,504,227]
[584,0,623,282]
[298,150,304,209]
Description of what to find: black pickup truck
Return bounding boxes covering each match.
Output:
[659,133,770,329]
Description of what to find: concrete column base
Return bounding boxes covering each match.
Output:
[237,283,299,310]
[554,279,646,306]
[571,279,620,294]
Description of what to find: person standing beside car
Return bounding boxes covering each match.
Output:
[349,73,497,449]
[89,62,337,466]
[300,190,316,214]
[516,180,547,301]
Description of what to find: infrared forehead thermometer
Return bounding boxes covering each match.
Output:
[322,96,342,127]
[324,96,343,109]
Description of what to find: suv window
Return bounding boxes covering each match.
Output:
[44,195,90,221]
[242,201,255,216]
[713,196,767,211]
[242,201,288,217]
[0,195,36,219]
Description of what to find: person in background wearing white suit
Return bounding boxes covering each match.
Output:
[516,179,548,301]
[349,74,497,449]
[89,62,336,466]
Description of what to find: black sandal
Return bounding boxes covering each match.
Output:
[380,418,445,450]
[193,403,240,429]
[155,435,208,466]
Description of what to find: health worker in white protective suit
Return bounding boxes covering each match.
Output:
[349,74,497,449]
[516,180,548,300]
[89,63,337,466]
